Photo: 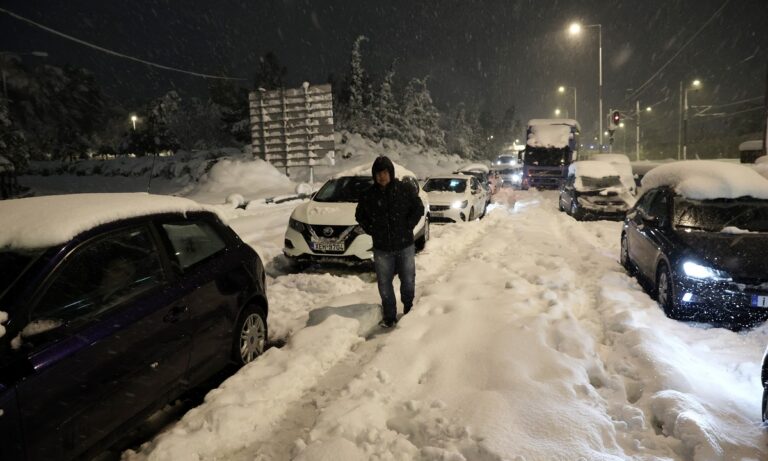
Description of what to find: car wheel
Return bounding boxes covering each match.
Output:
[620,233,634,274]
[416,218,429,252]
[656,263,679,319]
[558,197,565,212]
[232,305,268,366]
[480,201,488,219]
[570,200,584,220]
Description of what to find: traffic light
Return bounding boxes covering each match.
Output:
[612,111,621,126]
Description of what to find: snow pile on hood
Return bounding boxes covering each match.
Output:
[185,157,296,204]
[0,193,218,250]
[642,160,768,199]
[527,124,573,148]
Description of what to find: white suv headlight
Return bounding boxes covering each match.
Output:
[451,200,468,209]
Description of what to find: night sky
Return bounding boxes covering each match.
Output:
[2,0,766,142]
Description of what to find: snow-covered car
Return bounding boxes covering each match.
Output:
[558,160,631,221]
[0,193,268,461]
[591,153,637,195]
[492,165,524,189]
[620,161,768,328]
[456,163,495,196]
[423,174,487,223]
[283,162,429,263]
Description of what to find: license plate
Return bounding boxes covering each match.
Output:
[751,295,768,308]
[312,242,345,252]
[432,211,444,217]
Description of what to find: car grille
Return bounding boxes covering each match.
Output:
[299,224,358,254]
[430,205,450,211]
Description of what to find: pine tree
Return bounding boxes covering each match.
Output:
[402,77,445,151]
[372,62,402,141]
[344,35,373,135]
[446,103,476,158]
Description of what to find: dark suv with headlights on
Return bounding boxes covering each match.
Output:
[620,186,768,328]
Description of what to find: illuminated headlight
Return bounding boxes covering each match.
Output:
[288,217,305,232]
[511,173,522,182]
[452,200,468,209]
[682,261,731,281]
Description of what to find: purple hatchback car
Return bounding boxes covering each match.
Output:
[0,193,268,461]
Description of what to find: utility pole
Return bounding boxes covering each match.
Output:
[635,100,641,161]
[677,81,683,160]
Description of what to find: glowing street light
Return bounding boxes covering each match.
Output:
[679,79,703,160]
[567,21,602,150]
[554,108,561,116]
[130,114,138,131]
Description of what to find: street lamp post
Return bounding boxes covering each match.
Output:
[568,22,602,151]
[130,115,138,131]
[558,85,578,121]
[681,79,701,160]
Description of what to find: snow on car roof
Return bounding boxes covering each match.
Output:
[568,160,620,178]
[333,160,417,179]
[527,118,581,131]
[0,193,219,250]
[641,160,768,200]
[457,163,489,173]
[426,174,470,181]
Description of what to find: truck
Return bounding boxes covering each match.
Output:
[522,119,581,189]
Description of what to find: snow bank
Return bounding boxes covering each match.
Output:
[0,193,218,250]
[333,159,418,179]
[185,157,296,204]
[642,160,768,199]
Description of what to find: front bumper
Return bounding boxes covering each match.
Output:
[671,276,768,326]
[428,204,468,223]
[576,198,628,221]
[284,226,373,261]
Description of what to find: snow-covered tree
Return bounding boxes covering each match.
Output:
[402,77,445,151]
[446,103,477,158]
[372,62,403,141]
[339,35,375,136]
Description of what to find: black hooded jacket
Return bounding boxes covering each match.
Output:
[355,156,425,252]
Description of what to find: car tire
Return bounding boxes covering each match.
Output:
[620,233,634,274]
[558,198,565,212]
[656,263,679,319]
[416,218,429,252]
[232,305,268,366]
[570,200,584,221]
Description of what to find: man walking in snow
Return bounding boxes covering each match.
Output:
[356,156,425,328]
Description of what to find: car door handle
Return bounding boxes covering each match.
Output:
[163,304,188,323]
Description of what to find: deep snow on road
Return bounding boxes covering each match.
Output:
[124,189,768,461]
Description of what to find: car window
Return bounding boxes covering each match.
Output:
[162,220,227,270]
[647,190,668,219]
[33,226,165,322]
[635,190,657,215]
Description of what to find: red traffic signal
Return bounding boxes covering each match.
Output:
[612,111,621,125]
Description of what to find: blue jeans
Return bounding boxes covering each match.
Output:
[373,245,415,322]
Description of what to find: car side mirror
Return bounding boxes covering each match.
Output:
[640,212,661,227]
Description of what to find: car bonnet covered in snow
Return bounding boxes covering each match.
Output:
[0,193,219,250]
[642,161,768,200]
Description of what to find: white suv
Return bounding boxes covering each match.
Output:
[423,174,487,223]
[283,162,430,263]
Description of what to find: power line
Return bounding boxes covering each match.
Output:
[625,0,731,102]
[0,7,247,81]
[691,96,763,110]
